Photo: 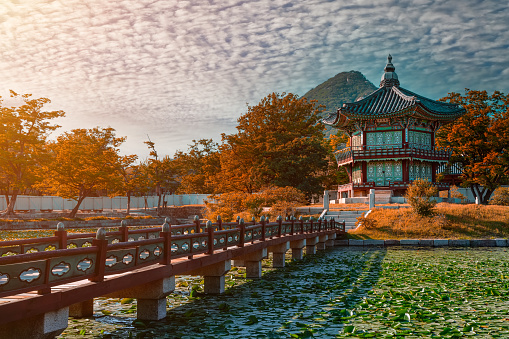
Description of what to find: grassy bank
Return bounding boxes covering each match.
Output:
[351,203,509,239]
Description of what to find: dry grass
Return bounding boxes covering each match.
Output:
[351,203,509,239]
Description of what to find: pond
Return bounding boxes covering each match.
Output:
[60,247,509,338]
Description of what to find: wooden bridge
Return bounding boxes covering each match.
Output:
[0,216,345,338]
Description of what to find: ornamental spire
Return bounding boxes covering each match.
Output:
[380,54,400,88]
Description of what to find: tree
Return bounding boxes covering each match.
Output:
[0,91,65,216]
[218,92,329,198]
[144,139,178,214]
[115,154,139,214]
[172,139,221,194]
[437,89,509,204]
[38,127,126,218]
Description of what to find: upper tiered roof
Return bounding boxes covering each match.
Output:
[323,55,466,128]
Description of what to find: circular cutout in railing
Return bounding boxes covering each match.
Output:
[193,241,200,249]
[139,250,150,260]
[138,236,145,241]
[123,253,134,264]
[128,237,135,242]
[19,268,41,283]
[111,239,120,244]
[171,244,178,253]
[45,245,56,251]
[181,243,189,251]
[77,258,93,272]
[105,256,118,267]
[201,240,207,247]
[82,242,92,247]
[153,247,162,256]
[25,248,39,254]
[0,273,9,286]
[51,262,71,276]
[219,237,225,244]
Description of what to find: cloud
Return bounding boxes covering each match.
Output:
[0,0,507,158]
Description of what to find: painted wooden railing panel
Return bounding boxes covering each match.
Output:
[0,217,344,299]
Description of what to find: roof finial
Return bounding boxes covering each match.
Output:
[384,54,395,73]
[380,54,399,87]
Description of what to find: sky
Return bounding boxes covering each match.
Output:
[0,0,507,160]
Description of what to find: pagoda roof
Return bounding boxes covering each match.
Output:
[322,55,466,128]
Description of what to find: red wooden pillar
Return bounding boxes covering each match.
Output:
[160,222,172,265]
[90,228,108,282]
[403,160,409,182]
[55,222,67,249]
[238,219,245,247]
[207,221,214,255]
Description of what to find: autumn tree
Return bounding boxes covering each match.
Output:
[114,154,139,214]
[172,139,221,194]
[217,92,329,198]
[38,127,126,218]
[437,89,509,204]
[144,139,179,214]
[0,91,65,216]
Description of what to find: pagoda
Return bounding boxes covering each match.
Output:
[322,55,466,200]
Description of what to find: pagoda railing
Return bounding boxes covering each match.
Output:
[338,180,450,192]
[334,143,451,165]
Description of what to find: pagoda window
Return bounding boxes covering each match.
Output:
[408,131,432,150]
[351,134,362,149]
[366,131,402,149]
[352,163,363,183]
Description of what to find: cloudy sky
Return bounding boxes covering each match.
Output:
[0,0,507,159]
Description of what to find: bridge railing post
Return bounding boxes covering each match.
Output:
[238,218,245,247]
[90,228,108,282]
[217,215,222,230]
[194,215,201,233]
[343,220,346,232]
[120,220,129,242]
[207,221,214,254]
[160,222,172,265]
[318,218,322,232]
[277,216,282,237]
[290,216,295,235]
[55,222,67,249]
[299,216,304,234]
[261,216,266,241]
[309,217,314,233]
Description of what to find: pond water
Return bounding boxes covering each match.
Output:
[59,247,509,338]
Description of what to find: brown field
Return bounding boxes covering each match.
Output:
[350,203,509,239]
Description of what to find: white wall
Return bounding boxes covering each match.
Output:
[0,194,210,211]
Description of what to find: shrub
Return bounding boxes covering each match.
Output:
[204,186,306,221]
[489,187,509,206]
[405,179,438,216]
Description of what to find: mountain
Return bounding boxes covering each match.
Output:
[303,71,377,136]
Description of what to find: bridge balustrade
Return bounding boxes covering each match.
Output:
[0,217,344,300]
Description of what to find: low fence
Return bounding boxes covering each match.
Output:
[0,216,345,298]
[0,194,210,212]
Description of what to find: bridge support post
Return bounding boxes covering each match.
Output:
[317,234,328,250]
[306,236,319,255]
[0,307,69,339]
[290,239,306,260]
[268,241,290,268]
[233,248,267,279]
[69,299,94,318]
[104,276,175,321]
[326,233,336,248]
[188,260,231,294]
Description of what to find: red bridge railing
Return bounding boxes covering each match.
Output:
[0,216,345,298]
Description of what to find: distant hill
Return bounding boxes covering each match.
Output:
[303,71,377,136]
